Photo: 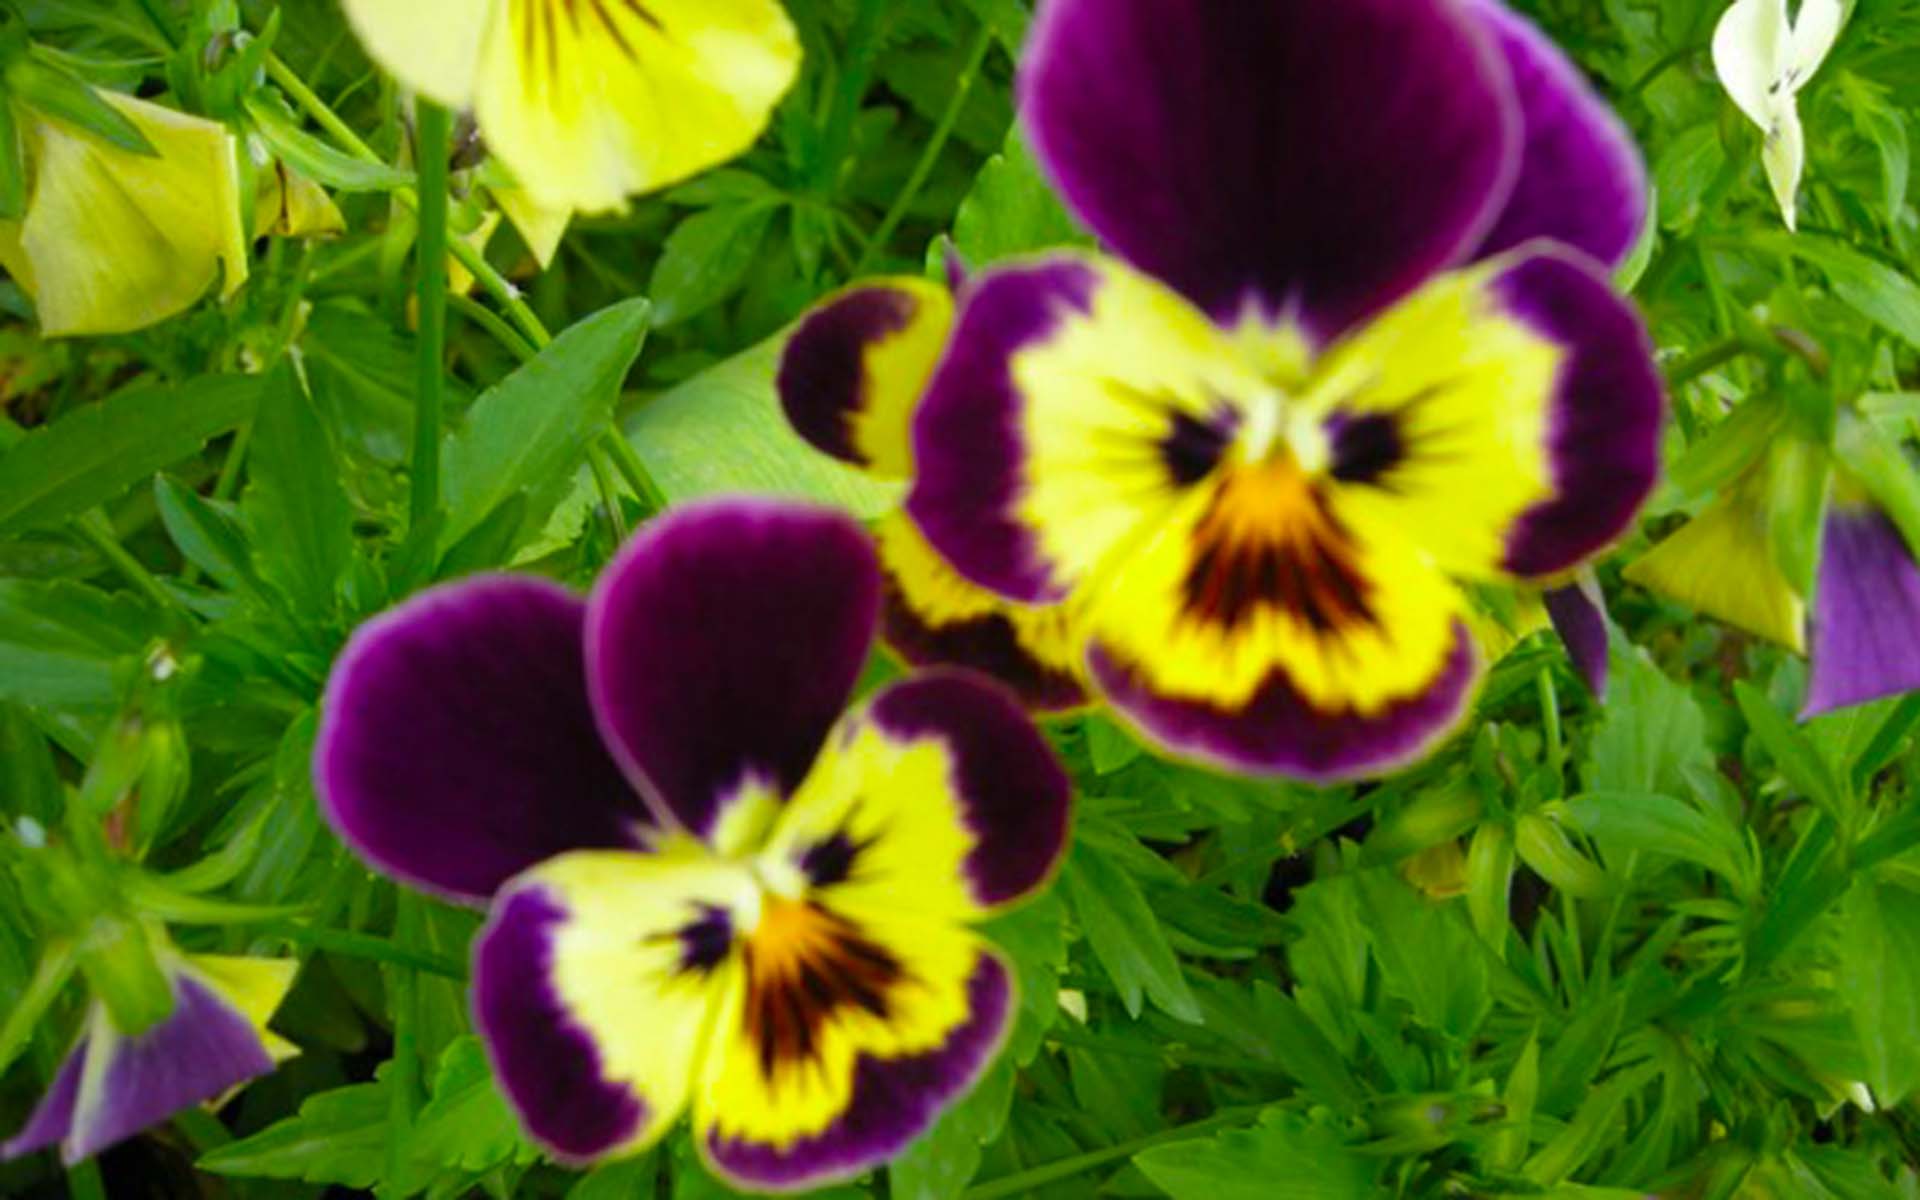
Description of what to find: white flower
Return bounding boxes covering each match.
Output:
[1712,0,1846,229]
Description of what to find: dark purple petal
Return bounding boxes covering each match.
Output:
[778,280,953,476]
[1466,0,1649,267]
[472,886,647,1162]
[878,590,1087,714]
[1088,621,1479,783]
[316,577,649,905]
[1494,245,1665,578]
[64,976,274,1163]
[1804,505,1920,717]
[703,951,1010,1191]
[0,1043,83,1161]
[586,500,881,841]
[908,259,1100,604]
[1544,576,1611,698]
[1019,0,1520,340]
[869,671,1072,907]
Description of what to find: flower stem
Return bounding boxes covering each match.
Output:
[449,293,537,363]
[961,1106,1261,1199]
[73,512,191,620]
[1664,335,1756,388]
[855,23,993,275]
[262,922,467,980]
[409,100,452,539]
[0,939,77,1078]
[600,427,670,516]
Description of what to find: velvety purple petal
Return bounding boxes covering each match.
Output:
[878,589,1087,714]
[868,671,1071,907]
[1804,506,1920,717]
[778,280,952,475]
[586,499,881,841]
[472,886,647,1162]
[1494,246,1666,578]
[65,977,274,1163]
[1019,0,1520,340]
[907,259,1100,604]
[316,576,649,906]
[1467,0,1649,267]
[703,950,1010,1191]
[0,1043,83,1160]
[1088,621,1480,784]
[1544,577,1611,698]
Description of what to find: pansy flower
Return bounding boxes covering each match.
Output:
[342,0,800,240]
[897,0,1665,781]
[315,499,1070,1189]
[779,277,1091,712]
[2,950,296,1164]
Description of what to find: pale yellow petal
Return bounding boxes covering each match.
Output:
[15,93,248,336]
[474,0,800,213]
[1713,0,1788,131]
[491,179,572,267]
[341,0,493,109]
[1623,488,1807,652]
[253,162,347,239]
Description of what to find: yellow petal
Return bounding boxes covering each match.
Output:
[183,954,300,1061]
[6,93,248,336]
[474,0,801,213]
[1623,487,1808,651]
[491,180,572,269]
[253,162,346,239]
[340,0,492,109]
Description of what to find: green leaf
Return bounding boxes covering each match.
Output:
[944,132,1087,270]
[244,92,414,191]
[1135,1110,1379,1200]
[1354,870,1490,1039]
[409,1036,536,1173]
[0,374,260,537]
[649,202,777,326]
[1837,876,1920,1106]
[1565,791,1755,893]
[1837,412,1920,563]
[0,87,25,220]
[1583,648,1709,797]
[153,475,266,601]
[622,337,899,518]
[440,298,651,553]
[1734,681,1848,820]
[1841,72,1910,225]
[199,1080,389,1187]
[242,363,352,615]
[0,579,159,711]
[1060,839,1201,1023]
[5,57,152,154]
[1764,233,1920,351]
[1653,124,1724,230]
[889,1060,1015,1199]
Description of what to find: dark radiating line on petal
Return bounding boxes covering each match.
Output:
[587,0,640,60]
[1327,411,1404,485]
[1160,407,1237,486]
[620,0,665,32]
[1182,464,1378,636]
[743,902,905,1081]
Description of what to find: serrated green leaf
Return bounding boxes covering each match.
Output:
[1061,839,1200,1023]
[199,1079,389,1187]
[1135,1110,1378,1200]
[0,579,159,710]
[650,203,776,326]
[1838,876,1920,1106]
[242,363,352,615]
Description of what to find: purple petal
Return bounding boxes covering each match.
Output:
[703,950,1010,1191]
[1088,621,1480,784]
[778,280,953,476]
[866,672,1072,908]
[907,258,1101,604]
[1019,0,1520,341]
[1494,246,1666,578]
[1466,0,1649,267]
[472,886,647,1162]
[316,576,649,905]
[1544,576,1611,698]
[586,499,881,841]
[0,1043,84,1160]
[64,976,275,1163]
[1805,505,1920,717]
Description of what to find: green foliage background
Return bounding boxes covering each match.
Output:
[3,0,1920,1196]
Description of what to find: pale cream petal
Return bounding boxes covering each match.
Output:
[341,0,494,109]
[1712,0,1788,131]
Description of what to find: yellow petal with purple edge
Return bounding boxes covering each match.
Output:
[1623,487,1807,651]
[474,0,800,214]
[473,850,751,1162]
[780,279,955,477]
[184,955,299,1062]
[875,510,1088,713]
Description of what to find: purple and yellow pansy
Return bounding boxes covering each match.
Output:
[778,277,1093,713]
[2,950,296,1164]
[871,0,1668,781]
[314,499,1070,1189]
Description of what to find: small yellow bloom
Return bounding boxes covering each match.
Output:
[343,0,800,222]
[0,93,248,337]
[252,161,346,240]
[1623,475,1808,652]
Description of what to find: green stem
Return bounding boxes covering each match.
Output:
[600,428,670,516]
[587,444,630,543]
[66,1159,106,1200]
[855,24,993,274]
[263,923,466,980]
[450,293,537,362]
[264,53,381,163]
[131,0,177,49]
[1537,668,1563,790]
[1664,335,1756,389]
[0,940,78,1079]
[962,1107,1260,1200]
[74,513,190,620]
[1044,1028,1294,1077]
[384,896,423,1189]
[1627,43,1697,98]
[409,101,452,537]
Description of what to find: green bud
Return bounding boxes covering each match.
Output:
[1363,1091,1503,1154]
[1515,811,1612,899]
[76,915,174,1036]
[1465,821,1516,953]
[1366,781,1482,863]
[133,720,191,853]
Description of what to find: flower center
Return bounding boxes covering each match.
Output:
[739,897,904,1079]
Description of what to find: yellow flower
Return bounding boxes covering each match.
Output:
[343,0,800,224]
[1623,473,1808,652]
[0,93,247,337]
